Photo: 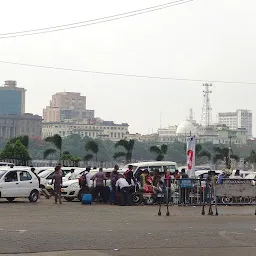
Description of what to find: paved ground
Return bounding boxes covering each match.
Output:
[0,198,256,256]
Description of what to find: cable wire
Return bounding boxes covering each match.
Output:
[0,60,255,85]
[0,0,193,39]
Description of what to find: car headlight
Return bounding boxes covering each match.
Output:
[69,183,80,189]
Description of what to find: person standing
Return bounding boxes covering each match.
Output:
[91,168,107,202]
[110,165,119,204]
[116,174,134,206]
[51,166,63,204]
[69,169,76,180]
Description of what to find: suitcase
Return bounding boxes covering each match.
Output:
[82,194,92,205]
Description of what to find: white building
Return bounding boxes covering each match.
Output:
[218,109,252,137]
[157,120,247,145]
[42,121,129,142]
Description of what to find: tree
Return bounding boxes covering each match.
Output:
[195,144,211,162]
[149,144,168,161]
[10,135,29,148]
[245,150,256,163]
[113,139,135,163]
[43,134,63,160]
[61,153,81,167]
[84,140,99,162]
[0,142,15,160]
[13,139,31,165]
[213,147,239,168]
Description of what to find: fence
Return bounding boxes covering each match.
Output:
[162,178,256,206]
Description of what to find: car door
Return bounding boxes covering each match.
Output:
[18,171,34,196]
[1,170,19,197]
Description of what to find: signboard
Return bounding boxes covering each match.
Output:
[216,180,256,197]
[187,135,196,178]
[180,179,193,189]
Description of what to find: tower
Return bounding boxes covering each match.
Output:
[201,83,212,127]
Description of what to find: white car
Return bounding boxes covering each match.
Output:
[0,167,40,203]
[38,167,79,189]
[61,169,116,202]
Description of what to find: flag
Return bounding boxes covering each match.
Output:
[187,135,196,177]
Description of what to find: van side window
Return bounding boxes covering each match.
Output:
[149,166,162,173]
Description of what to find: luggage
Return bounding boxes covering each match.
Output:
[82,194,92,205]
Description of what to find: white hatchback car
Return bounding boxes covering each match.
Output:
[0,168,40,203]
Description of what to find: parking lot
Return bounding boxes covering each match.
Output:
[0,198,256,256]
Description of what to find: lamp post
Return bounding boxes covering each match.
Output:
[228,136,232,169]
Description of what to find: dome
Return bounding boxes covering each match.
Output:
[176,120,197,135]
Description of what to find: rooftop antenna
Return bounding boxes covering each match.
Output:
[201,83,212,127]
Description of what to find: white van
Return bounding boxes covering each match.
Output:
[0,167,40,203]
[123,161,178,177]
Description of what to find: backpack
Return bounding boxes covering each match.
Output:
[79,173,87,187]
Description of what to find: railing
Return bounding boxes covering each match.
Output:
[157,178,256,206]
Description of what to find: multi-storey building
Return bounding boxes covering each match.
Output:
[42,121,129,142]
[43,92,94,122]
[0,113,42,139]
[0,80,26,115]
[218,109,252,137]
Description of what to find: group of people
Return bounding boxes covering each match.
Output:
[47,164,191,206]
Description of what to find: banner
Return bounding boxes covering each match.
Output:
[187,135,196,177]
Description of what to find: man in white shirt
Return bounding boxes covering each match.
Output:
[116,175,134,206]
[69,169,77,180]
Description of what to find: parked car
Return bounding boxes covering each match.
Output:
[0,167,40,203]
[61,168,121,202]
[38,167,76,189]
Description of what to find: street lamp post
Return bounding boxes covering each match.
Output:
[228,136,232,169]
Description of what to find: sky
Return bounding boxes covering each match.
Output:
[0,0,256,135]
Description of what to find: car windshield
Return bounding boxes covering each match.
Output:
[0,170,7,179]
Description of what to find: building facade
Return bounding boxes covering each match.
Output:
[218,109,252,137]
[0,80,26,115]
[42,121,129,142]
[0,114,42,139]
[43,92,94,122]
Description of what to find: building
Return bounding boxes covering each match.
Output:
[0,113,42,139]
[157,120,247,145]
[43,92,94,122]
[218,109,252,137]
[0,80,26,115]
[42,121,129,142]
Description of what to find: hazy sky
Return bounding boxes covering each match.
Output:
[0,0,255,135]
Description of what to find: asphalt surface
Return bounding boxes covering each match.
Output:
[0,198,256,256]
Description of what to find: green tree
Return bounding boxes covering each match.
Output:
[213,147,239,168]
[84,140,99,162]
[113,139,135,163]
[149,144,168,161]
[13,139,31,165]
[195,144,211,162]
[43,134,63,160]
[0,142,15,160]
[61,153,81,167]
[10,135,29,148]
[245,150,256,163]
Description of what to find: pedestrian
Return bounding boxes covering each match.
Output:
[116,174,134,206]
[79,167,91,195]
[110,165,119,204]
[69,169,76,180]
[125,165,136,185]
[51,166,63,204]
[174,170,180,179]
[180,168,189,204]
[91,168,107,202]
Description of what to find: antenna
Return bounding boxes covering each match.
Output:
[160,112,162,128]
[201,83,212,127]
[189,108,193,121]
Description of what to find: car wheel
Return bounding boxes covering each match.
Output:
[6,197,15,203]
[145,197,155,205]
[64,197,74,202]
[29,190,39,203]
[132,193,141,204]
